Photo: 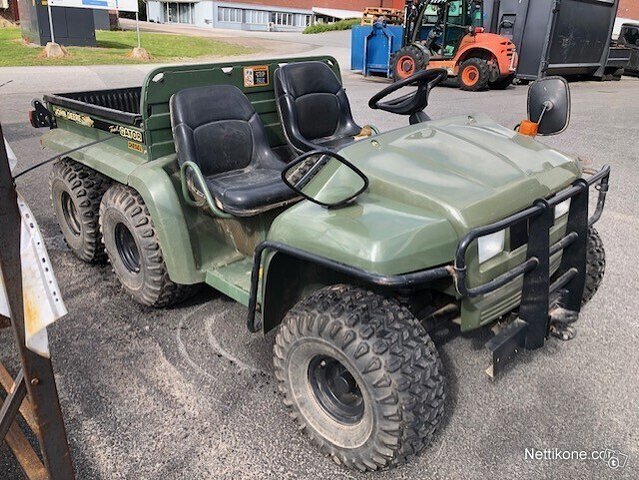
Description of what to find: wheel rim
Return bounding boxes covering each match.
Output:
[61,191,81,237]
[308,355,364,424]
[397,55,416,79]
[114,223,141,273]
[462,65,480,86]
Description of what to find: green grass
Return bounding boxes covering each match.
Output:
[303,18,360,34]
[0,27,253,67]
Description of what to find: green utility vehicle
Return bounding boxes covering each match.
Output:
[31,57,610,471]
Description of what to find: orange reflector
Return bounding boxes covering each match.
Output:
[518,120,538,137]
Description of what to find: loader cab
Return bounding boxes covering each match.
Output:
[411,0,484,58]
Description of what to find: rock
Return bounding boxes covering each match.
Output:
[130,47,151,61]
[44,42,67,58]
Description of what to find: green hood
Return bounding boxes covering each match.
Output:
[268,114,580,275]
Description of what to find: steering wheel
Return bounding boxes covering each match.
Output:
[368,69,448,118]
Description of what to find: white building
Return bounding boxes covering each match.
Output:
[146,1,315,32]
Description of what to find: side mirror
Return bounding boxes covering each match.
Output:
[527,76,571,135]
[282,150,368,208]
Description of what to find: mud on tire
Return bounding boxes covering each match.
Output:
[99,183,196,307]
[273,285,445,472]
[49,158,111,263]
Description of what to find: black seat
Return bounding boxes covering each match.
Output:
[170,84,297,217]
[275,61,363,153]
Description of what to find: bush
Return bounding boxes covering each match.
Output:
[303,18,360,34]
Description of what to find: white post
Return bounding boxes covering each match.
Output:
[47,3,56,44]
[136,11,141,49]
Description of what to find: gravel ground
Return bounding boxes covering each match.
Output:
[0,37,638,479]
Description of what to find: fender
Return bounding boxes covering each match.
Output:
[127,155,202,285]
[455,33,517,76]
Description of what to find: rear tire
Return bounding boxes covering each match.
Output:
[99,184,196,307]
[489,73,515,90]
[273,285,445,471]
[458,58,490,91]
[391,45,429,81]
[49,158,111,263]
[582,227,605,305]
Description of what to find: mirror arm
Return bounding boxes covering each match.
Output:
[536,101,554,124]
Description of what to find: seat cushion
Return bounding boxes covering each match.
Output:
[204,167,297,217]
[275,61,362,153]
[171,84,299,216]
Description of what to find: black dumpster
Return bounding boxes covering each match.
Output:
[484,0,628,80]
[18,1,96,47]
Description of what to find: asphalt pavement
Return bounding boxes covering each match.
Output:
[0,28,638,480]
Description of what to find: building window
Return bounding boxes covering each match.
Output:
[218,7,242,23]
[292,14,311,27]
[165,3,194,24]
[246,9,269,25]
[271,12,294,26]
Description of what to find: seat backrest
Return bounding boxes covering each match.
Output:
[170,84,275,176]
[275,61,360,151]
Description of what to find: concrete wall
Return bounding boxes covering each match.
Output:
[147,1,164,23]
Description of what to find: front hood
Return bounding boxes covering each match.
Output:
[343,113,580,233]
[268,114,580,275]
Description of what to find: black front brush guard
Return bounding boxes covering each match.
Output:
[453,165,610,377]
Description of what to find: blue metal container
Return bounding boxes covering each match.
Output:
[351,24,404,77]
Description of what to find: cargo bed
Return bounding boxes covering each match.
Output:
[43,87,142,127]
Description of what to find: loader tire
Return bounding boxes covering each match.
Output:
[391,45,429,81]
[582,226,605,305]
[458,58,490,91]
[489,73,515,90]
[274,285,445,472]
[99,184,197,307]
[50,158,111,263]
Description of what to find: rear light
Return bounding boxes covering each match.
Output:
[475,27,485,33]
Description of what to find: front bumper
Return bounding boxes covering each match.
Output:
[453,165,610,376]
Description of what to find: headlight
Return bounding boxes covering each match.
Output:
[478,230,505,264]
[554,198,571,219]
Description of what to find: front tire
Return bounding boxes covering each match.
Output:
[458,58,490,91]
[99,184,196,307]
[582,226,605,305]
[273,285,445,471]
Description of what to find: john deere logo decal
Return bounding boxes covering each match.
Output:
[53,107,94,128]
